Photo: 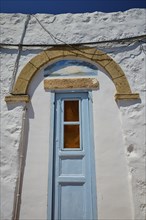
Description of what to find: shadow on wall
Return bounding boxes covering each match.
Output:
[117,98,141,108]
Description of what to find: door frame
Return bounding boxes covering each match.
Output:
[47,90,97,220]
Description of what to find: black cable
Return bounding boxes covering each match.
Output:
[1,15,145,58]
[0,35,146,48]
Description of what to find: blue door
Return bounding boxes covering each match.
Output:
[52,92,96,220]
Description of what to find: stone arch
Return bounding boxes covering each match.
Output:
[5,46,139,102]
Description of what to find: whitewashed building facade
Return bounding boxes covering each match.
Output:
[1,9,146,220]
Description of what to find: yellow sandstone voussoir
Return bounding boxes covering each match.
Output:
[113,75,132,94]
[30,51,49,68]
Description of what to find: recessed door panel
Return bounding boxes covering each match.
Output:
[60,183,85,220]
[60,156,84,175]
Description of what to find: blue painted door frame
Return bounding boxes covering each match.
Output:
[48,92,97,220]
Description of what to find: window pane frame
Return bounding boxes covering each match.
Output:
[64,124,80,149]
[64,100,79,122]
[61,98,82,151]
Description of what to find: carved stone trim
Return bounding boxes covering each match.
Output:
[5,95,30,103]
[44,78,99,90]
[115,93,140,101]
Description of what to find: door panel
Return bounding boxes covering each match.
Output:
[60,183,85,220]
[60,156,84,175]
[52,92,95,220]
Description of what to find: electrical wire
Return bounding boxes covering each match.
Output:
[1,14,145,49]
[1,14,145,58]
[31,15,58,44]
[1,34,145,48]
[1,14,146,88]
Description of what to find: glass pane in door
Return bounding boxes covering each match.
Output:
[64,125,80,148]
[64,100,79,122]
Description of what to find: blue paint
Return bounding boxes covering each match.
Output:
[88,91,98,219]
[47,92,55,220]
[48,92,97,220]
[44,59,98,77]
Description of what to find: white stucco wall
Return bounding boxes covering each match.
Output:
[18,70,51,220]
[1,9,146,220]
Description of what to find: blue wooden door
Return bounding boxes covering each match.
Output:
[52,92,96,220]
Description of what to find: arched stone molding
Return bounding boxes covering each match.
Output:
[5,46,139,102]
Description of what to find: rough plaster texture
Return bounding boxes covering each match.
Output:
[0,9,146,220]
[1,10,146,45]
